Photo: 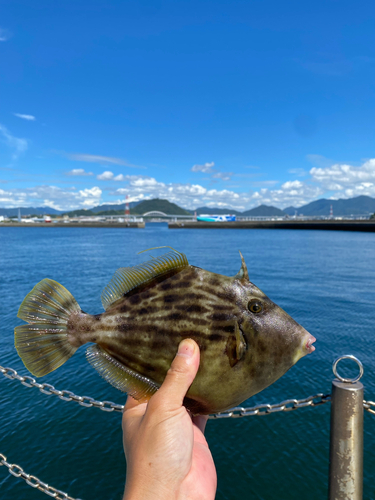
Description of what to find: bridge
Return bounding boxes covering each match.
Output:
[142,211,194,220]
[105,211,195,222]
[142,211,168,217]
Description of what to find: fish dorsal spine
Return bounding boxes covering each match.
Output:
[101,248,189,310]
[233,251,249,281]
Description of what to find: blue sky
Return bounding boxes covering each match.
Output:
[1,0,375,211]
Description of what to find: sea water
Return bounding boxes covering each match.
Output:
[0,225,374,500]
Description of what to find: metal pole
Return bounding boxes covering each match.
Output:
[329,356,364,500]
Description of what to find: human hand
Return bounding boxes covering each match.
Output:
[122,339,217,500]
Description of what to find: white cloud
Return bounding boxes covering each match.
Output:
[97,170,114,180]
[249,180,279,188]
[0,28,11,42]
[249,181,324,208]
[66,168,93,176]
[113,175,249,210]
[0,124,28,161]
[0,185,102,211]
[191,161,234,182]
[310,158,375,198]
[191,162,215,173]
[288,168,307,177]
[212,171,233,181]
[67,153,144,169]
[2,157,375,212]
[14,113,36,121]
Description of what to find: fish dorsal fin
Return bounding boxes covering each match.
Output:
[86,345,160,402]
[233,251,249,281]
[101,248,189,310]
[225,321,247,368]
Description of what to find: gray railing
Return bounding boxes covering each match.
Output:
[1,355,373,499]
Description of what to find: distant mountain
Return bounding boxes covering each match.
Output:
[2,195,374,219]
[0,206,62,216]
[283,206,297,216]
[131,199,190,215]
[194,206,242,215]
[63,209,95,217]
[285,196,375,216]
[90,202,139,213]
[242,205,286,216]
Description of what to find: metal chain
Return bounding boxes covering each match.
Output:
[0,365,124,413]
[364,400,375,415]
[207,393,331,418]
[0,453,82,500]
[1,363,333,418]
[1,363,374,417]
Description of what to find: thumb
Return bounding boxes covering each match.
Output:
[152,339,200,410]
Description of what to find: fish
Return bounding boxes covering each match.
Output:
[14,247,316,415]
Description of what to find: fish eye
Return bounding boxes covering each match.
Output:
[248,300,263,314]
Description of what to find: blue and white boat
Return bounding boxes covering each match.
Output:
[197,214,236,222]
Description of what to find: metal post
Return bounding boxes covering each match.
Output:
[329,355,364,500]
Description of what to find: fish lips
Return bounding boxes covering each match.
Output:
[305,334,316,354]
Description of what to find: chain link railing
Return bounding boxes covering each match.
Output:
[0,365,124,413]
[364,400,375,415]
[209,393,331,418]
[0,453,82,500]
[1,360,374,500]
[2,363,374,417]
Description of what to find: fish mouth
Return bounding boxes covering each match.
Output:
[305,334,316,354]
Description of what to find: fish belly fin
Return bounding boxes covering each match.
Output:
[101,248,189,310]
[15,279,81,377]
[86,345,160,402]
[225,321,247,368]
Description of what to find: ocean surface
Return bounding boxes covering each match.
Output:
[0,225,374,500]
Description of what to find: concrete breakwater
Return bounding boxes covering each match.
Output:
[0,222,145,228]
[168,220,375,232]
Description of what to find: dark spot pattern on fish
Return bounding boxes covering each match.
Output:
[184,304,208,314]
[129,295,141,305]
[208,333,226,342]
[163,294,180,303]
[165,312,184,322]
[211,313,231,322]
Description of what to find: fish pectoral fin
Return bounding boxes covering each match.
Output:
[225,321,247,368]
[86,345,160,402]
[101,249,189,310]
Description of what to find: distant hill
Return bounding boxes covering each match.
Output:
[63,209,95,217]
[194,206,242,215]
[2,195,375,219]
[284,196,375,216]
[0,206,62,216]
[131,199,190,215]
[90,202,139,213]
[283,206,297,216]
[242,204,286,216]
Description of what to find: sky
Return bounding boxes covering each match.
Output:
[1,0,375,211]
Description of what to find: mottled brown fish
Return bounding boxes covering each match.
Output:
[15,247,316,415]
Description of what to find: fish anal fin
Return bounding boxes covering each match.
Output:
[225,321,247,368]
[86,345,160,402]
[101,249,189,310]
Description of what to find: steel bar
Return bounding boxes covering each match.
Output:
[329,379,364,500]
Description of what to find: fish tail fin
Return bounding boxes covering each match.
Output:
[15,278,81,377]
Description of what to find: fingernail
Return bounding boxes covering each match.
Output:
[178,339,195,358]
